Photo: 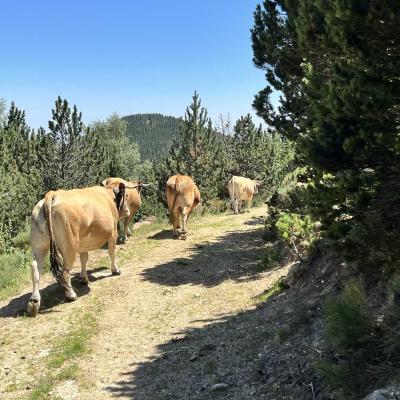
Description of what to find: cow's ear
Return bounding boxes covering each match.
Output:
[101,179,109,187]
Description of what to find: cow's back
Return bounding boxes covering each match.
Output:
[166,175,199,211]
[32,186,118,254]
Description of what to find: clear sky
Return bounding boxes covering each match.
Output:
[0,1,270,129]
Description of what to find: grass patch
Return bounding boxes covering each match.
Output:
[48,313,97,368]
[0,250,31,301]
[57,363,80,381]
[253,279,285,305]
[258,242,285,271]
[28,310,99,399]
[316,278,400,399]
[12,223,31,250]
[27,379,52,400]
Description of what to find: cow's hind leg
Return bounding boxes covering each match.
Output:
[62,252,78,301]
[108,234,121,275]
[172,208,180,238]
[180,206,191,240]
[123,214,134,241]
[247,197,253,213]
[79,252,89,285]
[27,249,47,317]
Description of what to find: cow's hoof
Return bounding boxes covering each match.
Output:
[181,234,187,241]
[117,237,126,245]
[79,277,89,286]
[65,292,78,302]
[112,269,121,276]
[27,299,40,317]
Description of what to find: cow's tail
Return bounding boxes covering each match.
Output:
[168,176,184,225]
[43,192,66,287]
[228,176,236,202]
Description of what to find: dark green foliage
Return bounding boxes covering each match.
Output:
[132,160,168,221]
[318,279,400,399]
[0,102,42,249]
[91,113,141,181]
[123,113,180,161]
[251,1,400,274]
[39,96,105,191]
[258,242,285,271]
[252,4,400,395]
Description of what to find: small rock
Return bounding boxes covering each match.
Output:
[51,380,78,400]
[283,262,307,287]
[189,354,199,362]
[38,348,51,358]
[211,383,228,392]
[363,386,400,400]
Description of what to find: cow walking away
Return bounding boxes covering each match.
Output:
[227,176,262,214]
[28,181,136,317]
[102,177,148,243]
[166,175,201,240]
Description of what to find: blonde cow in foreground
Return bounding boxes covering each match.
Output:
[166,175,201,240]
[102,177,148,242]
[28,181,139,317]
[227,175,262,214]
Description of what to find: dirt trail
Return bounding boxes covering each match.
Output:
[0,207,289,400]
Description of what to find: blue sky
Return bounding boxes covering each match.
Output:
[0,1,271,129]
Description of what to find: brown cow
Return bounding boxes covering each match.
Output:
[166,175,201,240]
[227,176,262,214]
[27,181,135,317]
[102,177,146,242]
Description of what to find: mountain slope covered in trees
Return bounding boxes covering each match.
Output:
[122,113,180,161]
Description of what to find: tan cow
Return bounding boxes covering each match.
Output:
[227,176,262,214]
[165,175,201,240]
[101,177,146,242]
[27,181,135,317]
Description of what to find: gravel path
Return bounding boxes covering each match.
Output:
[0,207,289,400]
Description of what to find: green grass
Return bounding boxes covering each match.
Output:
[27,379,52,400]
[56,363,80,381]
[0,250,31,301]
[48,313,98,368]
[257,242,285,271]
[253,279,285,305]
[27,310,99,399]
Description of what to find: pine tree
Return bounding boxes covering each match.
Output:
[251,1,400,265]
[167,91,223,202]
[40,96,104,191]
[0,103,41,248]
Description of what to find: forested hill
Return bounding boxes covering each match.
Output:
[122,113,180,161]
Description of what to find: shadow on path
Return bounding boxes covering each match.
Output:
[142,226,265,288]
[0,266,113,318]
[105,295,321,400]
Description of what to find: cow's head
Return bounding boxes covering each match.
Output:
[253,180,262,194]
[111,182,130,219]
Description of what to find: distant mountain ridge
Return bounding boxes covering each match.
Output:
[122,113,180,161]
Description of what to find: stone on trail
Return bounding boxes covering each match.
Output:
[51,380,78,400]
[211,383,229,392]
